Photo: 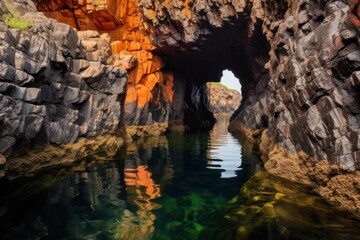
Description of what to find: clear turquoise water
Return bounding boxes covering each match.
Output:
[0,114,261,239]
[1,114,360,240]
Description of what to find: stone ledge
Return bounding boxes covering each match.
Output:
[5,134,124,181]
[126,122,168,139]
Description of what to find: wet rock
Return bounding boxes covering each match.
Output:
[6,0,360,213]
[126,122,168,138]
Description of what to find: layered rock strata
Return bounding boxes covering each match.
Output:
[3,0,360,212]
[207,83,242,114]
[36,0,176,128]
[135,0,360,212]
[0,1,127,179]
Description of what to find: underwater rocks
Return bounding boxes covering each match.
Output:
[199,171,360,240]
[207,83,242,113]
[0,1,127,179]
[6,0,360,212]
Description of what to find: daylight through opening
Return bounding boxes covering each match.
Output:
[220,70,242,94]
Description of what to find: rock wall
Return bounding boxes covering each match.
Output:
[36,0,177,128]
[207,83,242,114]
[136,0,360,212]
[4,0,360,211]
[0,1,127,179]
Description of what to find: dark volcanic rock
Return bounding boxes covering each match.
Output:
[137,0,360,212]
[0,0,127,179]
[3,0,360,212]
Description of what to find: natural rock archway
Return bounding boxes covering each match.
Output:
[136,0,360,212]
[0,0,359,212]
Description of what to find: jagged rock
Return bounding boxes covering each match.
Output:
[207,83,241,113]
[0,0,128,179]
[3,0,360,213]
[77,31,114,65]
[113,52,138,70]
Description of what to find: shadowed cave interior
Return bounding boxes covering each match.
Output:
[156,20,271,130]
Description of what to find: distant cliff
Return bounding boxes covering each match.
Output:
[207,83,241,113]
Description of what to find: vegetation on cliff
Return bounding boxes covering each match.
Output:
[2,0,31,30]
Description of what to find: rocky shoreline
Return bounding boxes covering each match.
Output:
[0,0,359,214]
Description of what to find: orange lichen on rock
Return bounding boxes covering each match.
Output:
[135,84,152,108]
[37,0,126,30]
[37,0,174,125]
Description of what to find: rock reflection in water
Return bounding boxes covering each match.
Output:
[0,115,255,240]
[117,136,172,240]
[1,114,360,239]
[0,114,258,240]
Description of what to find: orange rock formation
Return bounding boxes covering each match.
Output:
[37,0,174,125]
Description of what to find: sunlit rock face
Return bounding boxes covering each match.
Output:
[36,0,176,127]
[0,1,127,178]
[207,83,242,113]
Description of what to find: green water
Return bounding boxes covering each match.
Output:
[0,114,360,239]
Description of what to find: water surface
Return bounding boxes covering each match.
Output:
[1,114,360,240]
[0,114,260,239]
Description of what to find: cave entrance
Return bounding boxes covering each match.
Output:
[160,20,271,131]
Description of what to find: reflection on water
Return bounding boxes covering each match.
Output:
[207,114,243,178]
[0,114,258,240]
[1,114,359,240]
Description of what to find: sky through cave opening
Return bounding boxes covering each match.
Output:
[220,70,242,94]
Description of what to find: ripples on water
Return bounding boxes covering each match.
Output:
[0,114,260,239]
[1,114,360,239]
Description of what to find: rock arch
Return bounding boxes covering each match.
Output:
[19,0,360,211]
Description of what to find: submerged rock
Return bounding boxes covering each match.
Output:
[199,171,360,240]
[0,0,359,212]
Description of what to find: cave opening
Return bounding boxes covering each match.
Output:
[159,21,271,131]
